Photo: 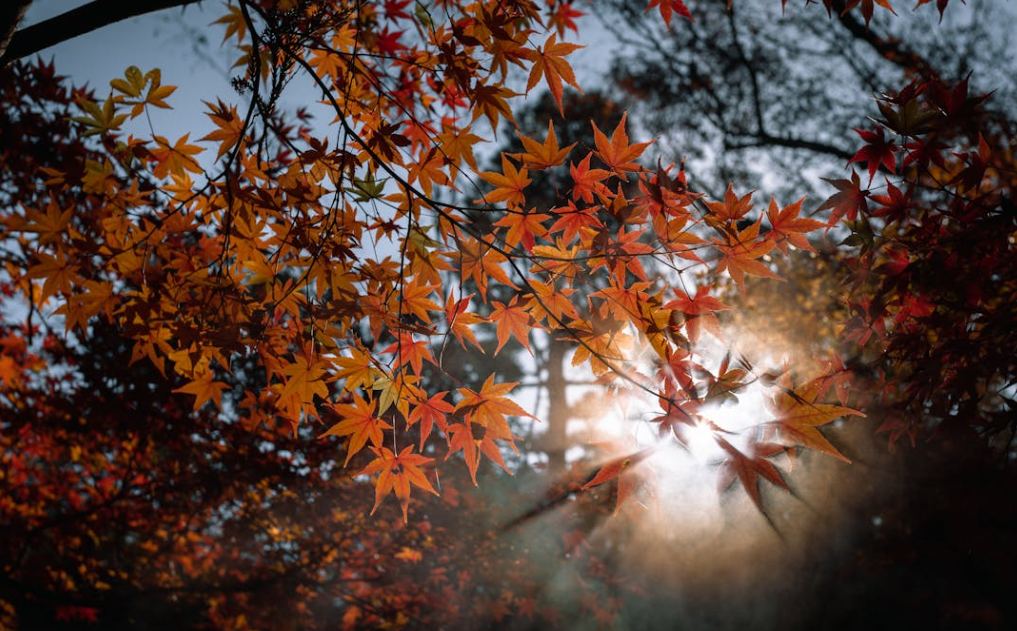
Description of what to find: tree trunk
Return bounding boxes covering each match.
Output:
[544,338,570,473]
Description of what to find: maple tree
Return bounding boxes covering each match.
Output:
[833,76,1017,448]
[0,0,860,518]
[2,0,1011,627]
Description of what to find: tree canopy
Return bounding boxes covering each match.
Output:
[2,0,1015,628]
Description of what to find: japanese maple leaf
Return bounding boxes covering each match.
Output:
[375,27,406,55]
[817,171,869,224]
[849,127,897,184]
[334,347,380,392]
[525,278,579,324]
[510,120,575,170]
[870,180,914,223]
[569,153,611,204]
[477,156,531,207]
[591,226,653,282]
[320,394,392,466]
[443,292,484,351]
[399,279,441,326]
[581,443,659,515]
[591,112,653,177]
[645,0,694,28]
[452,237,518,301]
[548,200,603,244]
[372,372,424,420]
[914,0,951,20]
[470,84,518,129]
[493,208,550,252]
[436,121,484,172]
[570,323,634,376]
[581,445,657,491]
[523,33,583,114]
[530,239,583,283]
[765,376,865,463]
[902,138,948,171]
[716,437,789,514]
[406,390,454,449]
[490,296,536,354]
[712,217,781,293]
[842,0,897,27]
[19,198,72,245]
[173,371,228,411]
[279,352,330,403]
[664,285,730,343]
[765,196,824,253]
[383,0,412,20]
[200,100,244,159]
[359,445,437,522]
[704,183,754,224]
[446,420,515,485]
[549,1,584,35]
[454,374,534,436]
[150,133,203,178]
[25,250,78,303]
[591,279,652,324]
[380,331,436,376]
[651,393,700,438]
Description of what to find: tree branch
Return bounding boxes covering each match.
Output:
[830,0,940,83]
[728,132,854,162]
[0,0,202,67]
[0,0,32,61]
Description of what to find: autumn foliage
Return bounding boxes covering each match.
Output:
[2,0,1011,628]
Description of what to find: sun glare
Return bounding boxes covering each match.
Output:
[558,321,795,533]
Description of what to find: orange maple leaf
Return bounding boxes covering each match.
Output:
[334,347,380,392]
[490,296,536,355]
[548,200,603,244]
[664,285,730,343]
[444,292,485,351]
[524,278,579,325]
[320,394,392,466]
[765,375,865,463]
[358,445,437,522]
[569,153,611,204]
[477,156,531,208]
[523,33,583,114]
[173,371,228,411]
[704,183,755,224]
[591,112,652,177]
[454,374,534,437]
[453,238,518,301]
[399,279,441,326]
[510,120,575,170]
[278,352,330,404]
[406,390,453,449]
[765,196,824,253]
[493,208,549,251]
[446,420,515,485]
[712,217,781,293]
[716,437,789,514]
[380,331,436,376]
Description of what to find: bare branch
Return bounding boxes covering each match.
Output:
[1,0,201,67]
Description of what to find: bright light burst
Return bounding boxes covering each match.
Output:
[562,321,791,527]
